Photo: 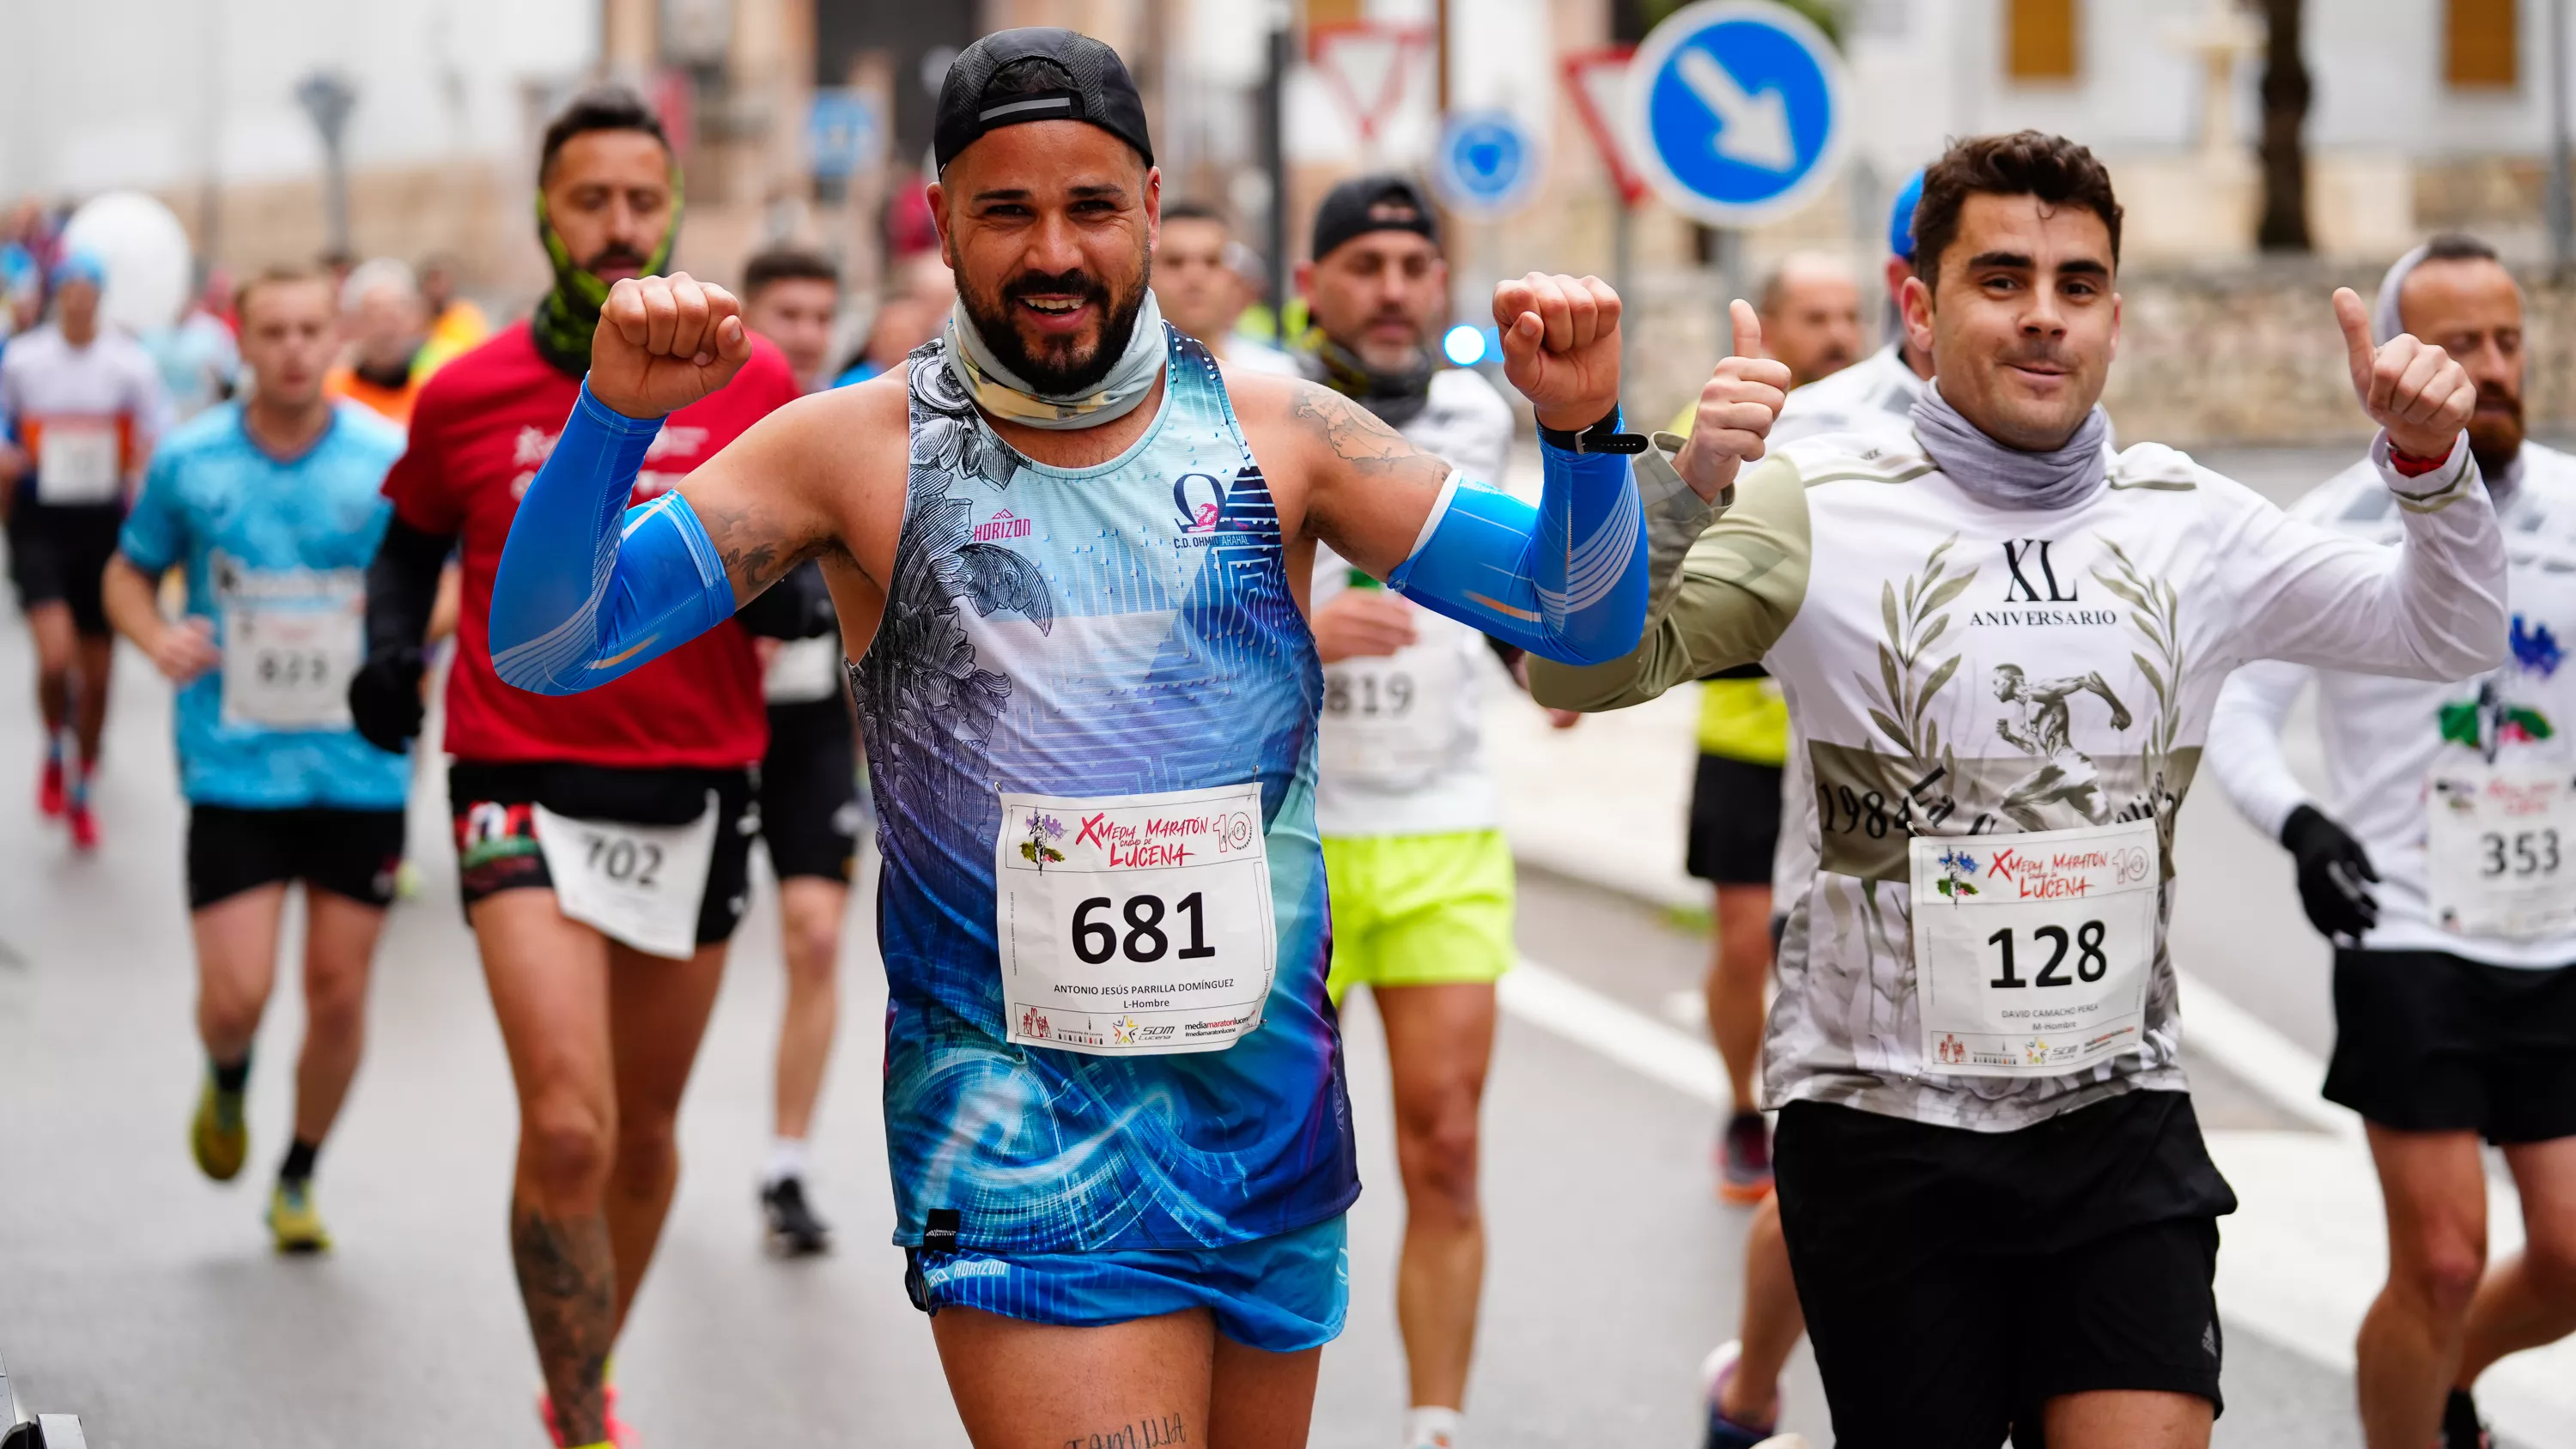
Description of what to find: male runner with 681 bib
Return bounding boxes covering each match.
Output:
[476,27,1692,1445]
[1535,132,2506,1449]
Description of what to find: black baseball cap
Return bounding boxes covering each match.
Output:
[933,28,1154,173]
[1310,175,1442,263]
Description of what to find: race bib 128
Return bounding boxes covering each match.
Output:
[1910,816,2160,1078]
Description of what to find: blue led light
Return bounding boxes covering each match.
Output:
[1443,324,1486,367]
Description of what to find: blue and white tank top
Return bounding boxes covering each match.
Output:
[854,326,1358,1252]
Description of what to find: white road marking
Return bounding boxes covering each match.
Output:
[1499,954,2576,1442]
[2172,968,2360,1139]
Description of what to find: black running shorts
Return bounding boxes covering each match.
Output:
[186,803,408,910]
[447,760,756,948]
[1773,1091,2237,1448]
[2326,947,2576,1144]
[7,500,124,638]
[759,698,861,882]
[1686,753,1783,885]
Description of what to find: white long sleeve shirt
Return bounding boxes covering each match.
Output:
[1534,427,2507,1131]
[2208,441,2576,969]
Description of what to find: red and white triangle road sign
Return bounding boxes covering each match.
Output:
[1561,45,1646,207]
[1309,21,1431,144]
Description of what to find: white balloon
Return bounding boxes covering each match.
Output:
[60,191,194,335]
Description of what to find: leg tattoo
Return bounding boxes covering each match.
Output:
[512,1198,617,1444]
[1067,1413,1188,1448]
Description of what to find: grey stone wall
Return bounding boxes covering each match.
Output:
[1617,261,2576,452]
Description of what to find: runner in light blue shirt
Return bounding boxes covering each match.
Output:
[100,267,413,1256]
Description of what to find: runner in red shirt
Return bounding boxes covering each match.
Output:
[345,88,806,1449]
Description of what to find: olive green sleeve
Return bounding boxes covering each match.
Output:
[1528,446,1812,711]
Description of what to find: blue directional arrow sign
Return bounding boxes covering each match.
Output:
[1434,110,1542,219]
[1622,0,1849,227]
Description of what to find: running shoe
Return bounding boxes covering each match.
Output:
[2443,1388,2493,1449]
[539,1382,633,1448]
[1716,1112,1773,1204]
[1698,1341,1787,1449]
[37,755,64,817]
[190,1070,247,1181]
[762,1175,832,1257]
[265,1179,333,1253]
[65,797,98,852]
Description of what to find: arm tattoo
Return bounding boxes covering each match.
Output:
[510,1200,617,1446]
[1066,1412,1188,1448]
[1289,382,1453,489]
[695,493,830,597]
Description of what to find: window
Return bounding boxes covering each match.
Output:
[2446,0,2518,88]
[2006,0,2080,82]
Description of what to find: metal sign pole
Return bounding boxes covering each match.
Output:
[2551,0,2573,277]
[1261,5,1291,344]
[294,71,358,256]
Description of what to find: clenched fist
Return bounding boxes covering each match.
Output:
[2333,286,2474,463]
[1674,300,1792,505]
[590,272,755,420]
[1493,273,1625,433]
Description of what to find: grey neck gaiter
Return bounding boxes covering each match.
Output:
[1910,380,2112,512]
[943,290,1169,432]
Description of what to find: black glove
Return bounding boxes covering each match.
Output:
[2281,803,2379,943]
[348,647,426,755]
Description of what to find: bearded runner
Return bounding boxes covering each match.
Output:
[1534,132,2506,1449]
[477,27,1730,1449]
[344,88,811,1449]
[2209,232,2576,1449]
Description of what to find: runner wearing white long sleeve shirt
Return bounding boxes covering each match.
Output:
[1535,133,2504,1449]
[2207,232,2576,1449]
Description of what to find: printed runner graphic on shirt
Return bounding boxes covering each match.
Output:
[1811,532,2199,884]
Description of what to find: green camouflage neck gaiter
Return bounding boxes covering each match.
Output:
[529,178,683,378]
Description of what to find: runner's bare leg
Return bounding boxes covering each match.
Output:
[2356,1124,2488,1447]
[934,1307,1214,1449]
[2044,1389,2212,1447]
[289,888,386,1145]
[27,602,74,743]
[1377,981,1497,1411]
[1702,883,1771,1112]
[1717,1196,1807,1426]
[193,882,287,1065]
[772,876,848,1142]
[72,632,112,773]
[2452,1135,2576,1385]
[476,891,619,1446]
[1207,1331,1323,1448]
[604,935,729,1329]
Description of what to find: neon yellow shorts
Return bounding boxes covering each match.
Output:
[1320,829,1516,1003]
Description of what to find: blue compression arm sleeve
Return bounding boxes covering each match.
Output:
[487,384,739,695]
[1384,427,1646,666]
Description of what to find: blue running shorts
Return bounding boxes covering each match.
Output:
[903,1213,1349,1353]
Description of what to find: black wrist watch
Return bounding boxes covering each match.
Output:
[1536,407,1647,454]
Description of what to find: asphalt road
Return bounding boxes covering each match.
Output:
[0,444,2565,1447]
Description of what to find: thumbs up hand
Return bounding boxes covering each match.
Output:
[2334,286,2473,463]
[1674,299,1793,504]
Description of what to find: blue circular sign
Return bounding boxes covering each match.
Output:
[1624,0,1848,227]
[1434,111,1541,219]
